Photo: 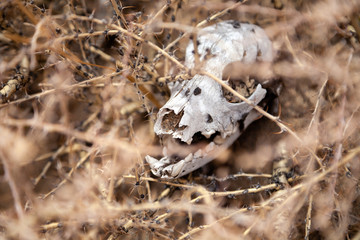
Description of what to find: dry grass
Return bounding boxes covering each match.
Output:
[0,0,360,239]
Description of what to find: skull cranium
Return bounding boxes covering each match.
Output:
[146,20,274,178]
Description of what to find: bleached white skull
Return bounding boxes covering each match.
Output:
[146,20,274,178]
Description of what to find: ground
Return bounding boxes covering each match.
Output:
[0,0,360,239]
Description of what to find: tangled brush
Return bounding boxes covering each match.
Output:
[0,0,360,239]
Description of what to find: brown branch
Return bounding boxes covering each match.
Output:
[0,150,24,218]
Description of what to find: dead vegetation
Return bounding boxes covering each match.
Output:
[0,0,360,239]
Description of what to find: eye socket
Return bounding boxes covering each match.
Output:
[222,61,265,103]
[222,65,258,103]
[222,78,257,103]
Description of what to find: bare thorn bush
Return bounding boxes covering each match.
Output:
[0,0,360,239]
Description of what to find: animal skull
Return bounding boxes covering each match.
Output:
[146,20,274,178]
